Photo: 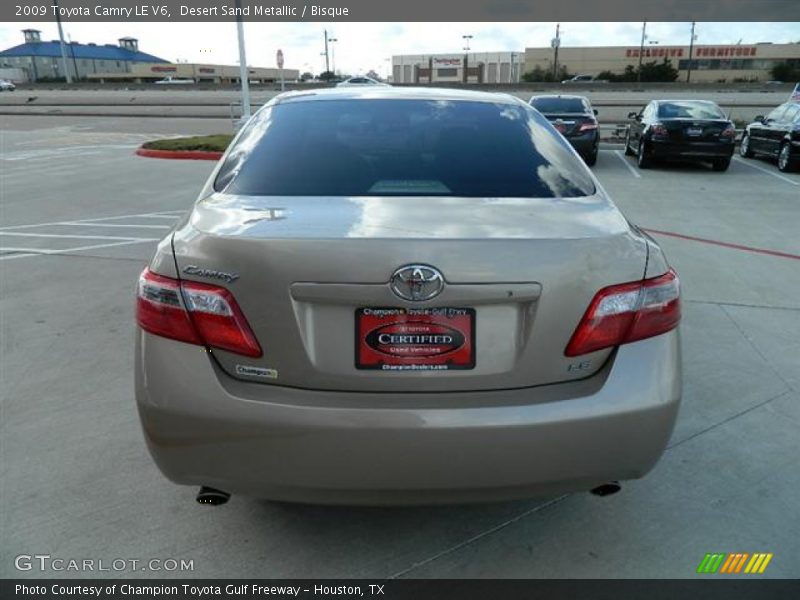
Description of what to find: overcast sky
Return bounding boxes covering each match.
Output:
[1,22,798,77]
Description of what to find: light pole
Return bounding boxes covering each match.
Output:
[462,34,473,51]
[52,0,72,83]
[328,37,338,75]
[235,0,250,121]
[323,29,330,75]
[551,24,561,81]
[637,21,647,83]
[687,21,697,83]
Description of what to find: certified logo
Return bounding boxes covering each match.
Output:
[390,265,445,301]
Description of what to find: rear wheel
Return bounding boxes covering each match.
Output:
[637,139,652,169]
[624,129,635,156]
[739,133,754,158]
[712,158,731,172]
[777,142,795,172]
[584,145,598,167]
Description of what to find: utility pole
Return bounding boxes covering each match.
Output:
[323,29,330,74]
[328,37,337,75]
[52,0,72,83]
[68,34,79,81]
[235,0,251,121]
[552,23,560,81]
[637,21,647,83]
[686,21,697,83]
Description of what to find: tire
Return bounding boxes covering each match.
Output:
[777,142,795,173]
[739,133,754,158]
[712,158,731,172]
[584,146,598,167]
[637,139,652,169]
[624,129,635,156]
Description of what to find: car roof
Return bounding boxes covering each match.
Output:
[273,86,523,105]
[655,99,720,105]
[530,94,589,101]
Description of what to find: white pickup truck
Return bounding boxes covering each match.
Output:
[154,76,195,85]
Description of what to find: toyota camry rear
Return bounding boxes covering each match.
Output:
[134,88,682,505]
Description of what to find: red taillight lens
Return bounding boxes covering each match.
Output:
[565,269,681,357]
[136,268,262,358]
[578,121,598,132]
[720,125,736,138]
[651,122,669,137]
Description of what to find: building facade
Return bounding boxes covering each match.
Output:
[392,52,524,84]
[524,43,800,83]
[88,62,299,84]
[0,30,169,82]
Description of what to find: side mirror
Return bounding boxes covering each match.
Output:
[628,111,638,119]
[593,109,599,116]
[754,115,764,123]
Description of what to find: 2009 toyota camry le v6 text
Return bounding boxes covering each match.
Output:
[134,87,682,506]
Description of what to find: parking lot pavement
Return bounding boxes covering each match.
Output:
[1,122,798,579]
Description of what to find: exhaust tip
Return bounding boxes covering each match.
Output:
[590,482,621,497]
[196,486,231,506]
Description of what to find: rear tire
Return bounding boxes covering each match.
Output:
[624,130,635,156]
[637,139,652,169]
[777,142,795,173]
[739,133,754,158]
[712,158,731,172]
[584,146,598,167]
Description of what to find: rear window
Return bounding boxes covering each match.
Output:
[530,97,588,114]
[657,102,726,120]
[214,99,595,198]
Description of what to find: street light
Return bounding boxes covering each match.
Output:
[637,21,647,83]
[328,37,338,75]
[462,34,473,51]
[687,21,698,83]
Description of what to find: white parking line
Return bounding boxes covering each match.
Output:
[0,211,182,231]
[733,157,799,186]
[0,239,156,260]
[0,232,158,241]
[613,150,641,179]
[59,222,171,229]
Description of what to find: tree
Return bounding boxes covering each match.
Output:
[770,62,800,82]
[521,65,572,83]
[299,72,314,82]
[592,59,678,83]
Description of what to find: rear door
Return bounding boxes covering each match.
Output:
[756,104,788,154]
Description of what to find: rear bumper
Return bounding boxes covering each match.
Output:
[650,139,734,160]
[566,132,598,156]
[135,329,682,505]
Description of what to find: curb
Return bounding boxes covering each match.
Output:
[135,147,223,161]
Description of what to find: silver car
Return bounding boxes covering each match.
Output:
[135,87,682,505]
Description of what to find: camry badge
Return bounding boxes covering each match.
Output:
[183,265,239,284]
[390,265,445,302]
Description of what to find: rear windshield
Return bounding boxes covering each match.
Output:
[530,97,588,114]
[657,102,726,120]
[214,99,595,198]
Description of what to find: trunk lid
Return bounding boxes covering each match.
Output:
[542,113,594,137]
[172,193,648,392]
[662,118,730,143]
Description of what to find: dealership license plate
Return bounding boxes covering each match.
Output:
[686,127,703,137]
[355,307,475,371]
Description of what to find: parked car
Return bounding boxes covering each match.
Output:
[0,79,16,91]
[530,94,600,166]
[624,99,736,171]
[739,101,800,172]
[336,76,389,87]
[154,76,195,85]
[562,75,593,83]
[135,87,681,506]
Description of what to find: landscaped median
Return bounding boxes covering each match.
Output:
[135,134,233,160]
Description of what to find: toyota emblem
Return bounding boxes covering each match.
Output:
[390,265,445,302]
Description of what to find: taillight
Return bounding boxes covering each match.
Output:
[650,122,669,137]
[720,124,736,138]
[578,121,598,132]
[565,269,680,357]
[136,268,262,358]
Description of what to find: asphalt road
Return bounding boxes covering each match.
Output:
[1,116,799,579]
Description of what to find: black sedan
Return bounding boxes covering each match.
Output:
[740,101,800,173]
[530,95,600,166]
[625,99,736,171]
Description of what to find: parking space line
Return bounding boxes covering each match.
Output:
[0,232,157,241]
[733,157,799,186]
[0,211,182,231]
[613,150,641,178]
[643,228,800,261]
[0,239,157,261]
[60,222,172,229]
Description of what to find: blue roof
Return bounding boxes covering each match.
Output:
[0,41,168,63]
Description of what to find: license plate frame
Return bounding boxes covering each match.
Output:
[355,307,476,371]
[686,126,703,137]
